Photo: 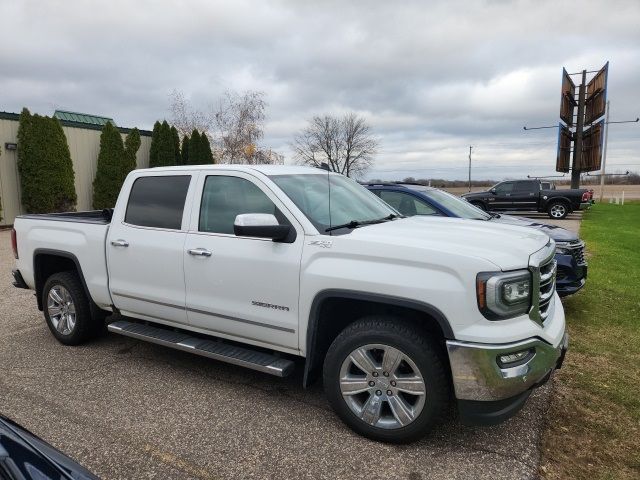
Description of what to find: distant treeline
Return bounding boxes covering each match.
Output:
[369,171,640,188]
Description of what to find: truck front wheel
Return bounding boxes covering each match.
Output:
[323,317,449,443]
[42,271,100,345]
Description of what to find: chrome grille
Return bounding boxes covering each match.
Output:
[529,242,557,324]
[571,242,586,265]
[538,258,557,321]
[558,240,587,265]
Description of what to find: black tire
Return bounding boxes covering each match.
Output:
[42,271,100,345]
[323,317,449,443]
[547,201,569,219]
[470,201,486,211]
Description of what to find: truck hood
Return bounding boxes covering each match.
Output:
[488,214,578,242]
[346,216,550,271]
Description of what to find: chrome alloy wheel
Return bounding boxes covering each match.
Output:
[47,285,76,336]
[550,204,566,218]
[339,344,426,429]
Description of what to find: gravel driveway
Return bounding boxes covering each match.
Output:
[0,228,556,480]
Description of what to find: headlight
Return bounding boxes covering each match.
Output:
[476,270,532,320]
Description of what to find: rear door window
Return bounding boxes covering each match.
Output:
[125,176,191,229]
[514,181,536,193]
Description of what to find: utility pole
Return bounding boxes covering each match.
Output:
[599,100,611,202]
[571,70,587,189]
[468,146,472,192]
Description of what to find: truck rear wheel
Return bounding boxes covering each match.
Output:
[547,201,569,219]
[323,317,448,443]
[42,271,100,345]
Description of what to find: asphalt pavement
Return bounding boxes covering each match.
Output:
[0,221,577,480]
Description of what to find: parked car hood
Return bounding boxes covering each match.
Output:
[0,415,98,480]
[346,216,550,271]
[488,214,578,242]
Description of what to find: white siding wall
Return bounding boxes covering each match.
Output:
[0,117,151,226]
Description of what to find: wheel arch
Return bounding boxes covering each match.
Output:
[543,196,572,210]
[303,289,454,387]
[33,249,98,315]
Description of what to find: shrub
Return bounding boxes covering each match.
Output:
[181,134,189,166]
[155,121,175,167]
[188,129,201,165]
[149,121,161,167]
[17,108,77,213]
[92,122,126,209]
[171,126,181,165]
[124,128,141,172]
[201,133,214,164]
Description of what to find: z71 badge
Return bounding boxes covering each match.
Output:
[308,240,333,248]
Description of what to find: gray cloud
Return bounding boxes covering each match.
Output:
[1,0,638,180]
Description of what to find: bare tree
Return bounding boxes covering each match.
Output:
[214,90,268,164]
[291,112,378,177]
[169,90,214,137]
[169,89,283,164]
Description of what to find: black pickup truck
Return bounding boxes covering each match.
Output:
[461,179,593,219]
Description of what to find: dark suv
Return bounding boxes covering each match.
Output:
[366,183,587,296]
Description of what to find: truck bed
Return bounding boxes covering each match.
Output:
[13,211,113,309]
[17,210,112,224]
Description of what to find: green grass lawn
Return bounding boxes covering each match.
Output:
[541,202,640,479]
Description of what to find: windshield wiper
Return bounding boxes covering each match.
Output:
[325,214,400,232]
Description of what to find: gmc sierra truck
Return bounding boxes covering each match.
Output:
[462,179,593,219]
[11,166,568,443]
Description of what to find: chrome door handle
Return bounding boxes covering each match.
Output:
[188,248,212,257]
[111,239,129,247]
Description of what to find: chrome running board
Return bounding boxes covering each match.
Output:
[108,320,294,377]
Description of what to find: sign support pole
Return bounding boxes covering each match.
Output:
[599,100,611,202]
[571,70,587,189]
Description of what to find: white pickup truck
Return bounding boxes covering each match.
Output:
[11,165,568,443]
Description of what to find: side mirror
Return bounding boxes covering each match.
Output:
[490,188,497,194]
[234,214,292,242]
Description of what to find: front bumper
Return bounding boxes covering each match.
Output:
[446,332,569,402]
[448,333,568,425]
[555,252,587,297]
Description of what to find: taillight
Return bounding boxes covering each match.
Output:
[581,191,589,202]
[11,228,18,259]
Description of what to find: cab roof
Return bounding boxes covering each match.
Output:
[136,164,329,176]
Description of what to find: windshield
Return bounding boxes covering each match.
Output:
[421,189,491,220]
[270,174,396,233]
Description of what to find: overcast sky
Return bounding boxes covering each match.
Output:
[1,0,638,180]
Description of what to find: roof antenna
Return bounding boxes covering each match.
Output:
[319,162,332,234]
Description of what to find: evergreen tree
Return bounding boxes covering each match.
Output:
[201,133,214,164]
[171,126,181,165]
[181,134,189,166]
[18,108,77,213]
[188,129,201,165]
[92,122,126,209]
[155,120,175,167]
[148,121,161,167]
[17,109,77,213]
[124,128,141,173]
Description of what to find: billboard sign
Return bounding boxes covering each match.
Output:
[560,68,576,126]
[556,123,572,173]
[584,62,608,124]
[580,119,605,171]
